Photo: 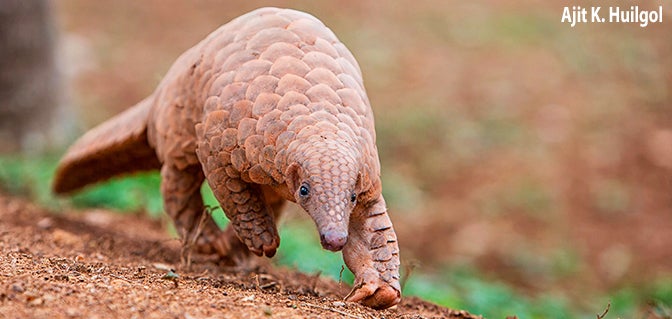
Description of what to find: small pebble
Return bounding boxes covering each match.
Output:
[153,263,172,271]
[332,301,345,307]
[52,229,80,246]
[65,307,78,317]
[11,284,24,293]
[37,217,53,230]
[27,297,43,306]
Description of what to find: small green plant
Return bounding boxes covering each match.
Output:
[276,221,354,284]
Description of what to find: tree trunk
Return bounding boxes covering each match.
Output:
[0,0,61,153]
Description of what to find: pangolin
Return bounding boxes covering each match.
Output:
[52,7,400,309]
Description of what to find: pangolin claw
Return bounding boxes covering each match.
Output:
[253,242,278,258]
[345,270,401,309]
[240,230,279,258]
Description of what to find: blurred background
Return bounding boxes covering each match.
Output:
[1,0,671,318]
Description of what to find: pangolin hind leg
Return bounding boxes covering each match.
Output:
[343,196,401,309]
[159,164,237,259]
[160,164,208,242]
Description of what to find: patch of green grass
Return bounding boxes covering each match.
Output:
[0,154,223,224]
[399,266,579,319]
[70,172,163,215]
[0,154,60,205]
[651,278,672,305]
[277,221,577,319]
[596,279,672,319]
[0,155,163,217]
[0,154,165,216]
[276,220,354,283]
[201,183,228,228]
[401,267,670,319]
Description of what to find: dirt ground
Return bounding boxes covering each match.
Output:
[0,193,479,319]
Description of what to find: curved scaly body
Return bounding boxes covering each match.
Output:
[53,7,400,309]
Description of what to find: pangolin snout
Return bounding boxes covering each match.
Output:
[320,229,348,251]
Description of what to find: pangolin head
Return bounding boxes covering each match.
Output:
[286,131,365,252]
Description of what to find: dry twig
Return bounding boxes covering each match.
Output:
[310,271,322,295]
[254,274,261,290]
[400,259,419,291]
[161,269,180,288]
[597,302,611,319]
[343,282,364,301]
[109,273,134,284]
[180,206,215,269]
[338,265,345,285]
[301,302,363,319]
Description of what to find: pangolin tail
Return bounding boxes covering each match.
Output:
[52,98,162,194]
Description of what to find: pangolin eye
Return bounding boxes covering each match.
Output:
[350,192,357,203]
[299,184,310,197]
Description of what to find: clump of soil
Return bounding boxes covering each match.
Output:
[0,193,479,319]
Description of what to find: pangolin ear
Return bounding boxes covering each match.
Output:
[356,170,376,204]
[355,172,365,193]
[286,163,301,194]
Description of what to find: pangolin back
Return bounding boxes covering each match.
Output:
[52,98,161,194]
[188,8,380,188]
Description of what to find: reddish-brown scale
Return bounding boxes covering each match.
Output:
[52,7,400,309]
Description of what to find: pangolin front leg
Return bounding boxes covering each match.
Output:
[343,195,401,309]
[160,164,242,259]
[203,187,287,265]
[204,163,280,257]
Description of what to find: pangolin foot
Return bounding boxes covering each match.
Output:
[194,226,254,266]
[236,226,279,258]
[346,269,401,309]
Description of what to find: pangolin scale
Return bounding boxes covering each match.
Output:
[53,7,400,309]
